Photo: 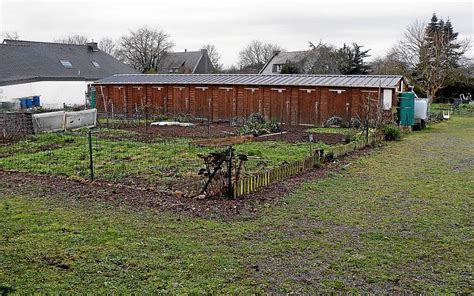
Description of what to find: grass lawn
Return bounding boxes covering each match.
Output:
[1,116,473,293]
[306,126,354,135]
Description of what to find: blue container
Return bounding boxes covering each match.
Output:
[24,98,33,108]
[19,98,27,108]
[32,96,41,107]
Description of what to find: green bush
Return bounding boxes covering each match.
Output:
[239,113,281,136]
[383,124,402,141]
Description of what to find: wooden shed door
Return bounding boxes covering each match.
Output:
[110,86,127,114]
[130,86,146,115]
[148,86,167,114]
[214,87,235,121]
[194,87,211,119]
[172,86,190,114]
[270,89,290,123]
[242,88,261,118]
[298,88,320,125]
[95,86,109,113]
[328,89,351,121]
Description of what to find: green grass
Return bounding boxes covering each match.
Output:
[0,130,328,188]
[1,116,473,293]
[306,127,355,135]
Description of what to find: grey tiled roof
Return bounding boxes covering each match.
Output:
[259,51,308,74]
[96,74,405,88]
[156,51,203,73]
[0,39,138,86]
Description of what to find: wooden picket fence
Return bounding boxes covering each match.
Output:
[232,136,381,198]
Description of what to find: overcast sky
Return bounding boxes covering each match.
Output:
[1,0,472,67]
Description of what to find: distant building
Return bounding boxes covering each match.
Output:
[156,49,214,74]
[259,50,308,74]
[0,39,137,109]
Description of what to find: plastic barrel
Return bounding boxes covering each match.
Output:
[24,98,33,108]
[398,92,415,126]
[19,98,27,108]
[32,96,41,107]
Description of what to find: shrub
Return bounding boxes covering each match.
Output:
[248,113,266,124]
[350,117,362,129]
[324,116,343,127]
[239,113,281,136]
[383,124,401,141]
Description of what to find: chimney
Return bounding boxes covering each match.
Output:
[272,50,281,56]
[86,42,98,52]
[184,48,187,53]
[201,48,208,55]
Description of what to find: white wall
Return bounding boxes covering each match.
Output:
[0,80,91,109]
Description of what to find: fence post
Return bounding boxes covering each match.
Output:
[88,128,94,181]
[227,145,233,199]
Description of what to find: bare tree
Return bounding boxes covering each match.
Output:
[117,26,174,73]
[1,31,20,40]
[99,37,118,56]
[238,40,283,73]
[370,51,411,76]
[55,34,90,45]
[304,41,340,74]
[392,21,427,70]
[391,15,470,101]
[202,43,223,72]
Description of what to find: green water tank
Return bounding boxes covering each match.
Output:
[399,92,415,126]
[90,86,96,109]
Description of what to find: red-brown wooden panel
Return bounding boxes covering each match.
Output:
[297,87,321,125]
[147,85,167,114]
[109,85,127,114]
[327,88,352,121]
[194,86,211,119]
[171,86,190,114]
[242,87,261,118]
[213,87,235,121]
[269,88,291,124]
[95,85,109,112]
[130,85,146,110]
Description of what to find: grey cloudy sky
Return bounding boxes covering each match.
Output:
[1,0,472,67]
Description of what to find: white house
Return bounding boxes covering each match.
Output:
[0,39,138,109]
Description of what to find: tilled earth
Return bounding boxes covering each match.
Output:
[113,123,347,145]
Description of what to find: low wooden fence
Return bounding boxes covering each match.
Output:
[232,136,380,198]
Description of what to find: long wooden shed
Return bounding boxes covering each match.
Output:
[93,74,407,126]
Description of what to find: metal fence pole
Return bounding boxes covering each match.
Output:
[227,145,233,199]
[88,128,94,181]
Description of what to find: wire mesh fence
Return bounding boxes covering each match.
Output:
[1,108,368,198]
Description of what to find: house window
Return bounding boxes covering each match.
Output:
[60,60,73,68]
[91,61,100,68]
[272,64,283,73]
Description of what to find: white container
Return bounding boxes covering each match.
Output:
[414,99,428,120]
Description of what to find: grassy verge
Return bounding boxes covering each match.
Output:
[0,116,472,293]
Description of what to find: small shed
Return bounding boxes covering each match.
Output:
[93,74,407,126]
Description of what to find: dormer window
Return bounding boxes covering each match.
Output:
[60,60,73,68]
[91,61,100,68]
[272,64,283,73]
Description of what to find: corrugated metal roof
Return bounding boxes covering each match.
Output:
[95,74,405,88]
